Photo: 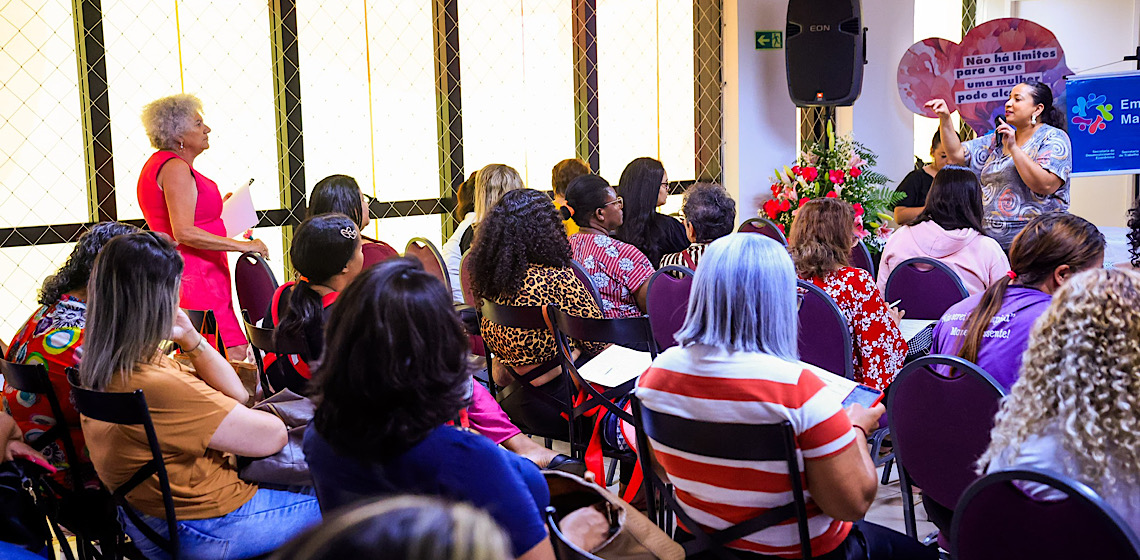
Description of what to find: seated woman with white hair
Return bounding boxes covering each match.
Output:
[629,233,936,559]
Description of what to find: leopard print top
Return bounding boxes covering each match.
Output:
[481,265,606,367]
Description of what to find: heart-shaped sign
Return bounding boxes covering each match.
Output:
[898,18,1072,134]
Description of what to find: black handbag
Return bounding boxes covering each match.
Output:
[0,459,51,552]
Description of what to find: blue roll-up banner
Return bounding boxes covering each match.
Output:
[1066,71,1140,176]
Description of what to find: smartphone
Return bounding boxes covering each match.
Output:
[842,384,884,409]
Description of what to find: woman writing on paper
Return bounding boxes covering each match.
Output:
[137,94,269,358]
[926,82,1072,251]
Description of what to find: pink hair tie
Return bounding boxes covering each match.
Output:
[1006,270,1017,280]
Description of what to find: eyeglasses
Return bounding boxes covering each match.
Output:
[603,197,624,208]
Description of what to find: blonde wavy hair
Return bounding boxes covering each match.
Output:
[473,164,524,223]
[978,268,1140,494]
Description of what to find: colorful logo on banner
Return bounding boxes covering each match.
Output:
[1070,93,1113,134]
[897,18,1072,134]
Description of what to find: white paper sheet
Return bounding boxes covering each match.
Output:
[220,179,257,238]
[576,345,653,388]
[899,318,937,342]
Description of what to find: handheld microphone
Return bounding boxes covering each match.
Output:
[993,116,1004,150]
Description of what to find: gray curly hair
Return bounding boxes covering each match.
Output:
[978,268,1140,494]
[140,94,203,150]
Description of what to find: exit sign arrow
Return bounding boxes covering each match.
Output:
[755,31,783,50]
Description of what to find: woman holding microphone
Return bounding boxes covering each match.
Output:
[137,94,269,358]
[926,82,1072,251]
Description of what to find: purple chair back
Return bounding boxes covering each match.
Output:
[888,354,1005,511]
[234,251,279,324]
[569,259,603,308]
[737,217,787,245]
[952,468,1140,560]
[405,237,451,294]
[796,280,854,379]
[646,266,694,350]
[883,257,968,320]
[849,239,874,276]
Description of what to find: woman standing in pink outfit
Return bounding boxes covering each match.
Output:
[137,94,269,357]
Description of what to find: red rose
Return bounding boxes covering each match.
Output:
[852,202,864,217]
[792,165,802,176]
[825,191,839,198]
[799,197,810,207]
[849,167,862,178]
[778,199,791,212]
[828,169,845,184]
[763,199,779,219]
[770,184,780,196]
[801,167,819,182]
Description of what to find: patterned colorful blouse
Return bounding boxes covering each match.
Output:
[569,233,654,319]
[480,265,606,368]
[962,124,1071,249]
[3,295,92,482]
[803,267,907,390]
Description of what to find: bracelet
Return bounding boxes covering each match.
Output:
[852,425,868,438]
[182,334,206,358]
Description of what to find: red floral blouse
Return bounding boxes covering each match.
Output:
[804,267,907,390]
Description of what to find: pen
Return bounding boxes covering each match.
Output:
[888,299,902,308]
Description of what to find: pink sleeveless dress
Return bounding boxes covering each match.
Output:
[137,151,246,347]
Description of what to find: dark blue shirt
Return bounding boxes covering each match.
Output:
[303,423,549,556]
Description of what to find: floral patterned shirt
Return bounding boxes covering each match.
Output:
[804,267,907,390]
[569,233,654,319]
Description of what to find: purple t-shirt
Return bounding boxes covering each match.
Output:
[931,285,1052,391]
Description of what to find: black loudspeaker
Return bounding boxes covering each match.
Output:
[785,0,866,106]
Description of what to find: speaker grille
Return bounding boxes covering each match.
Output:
[786,22,802,38]
[839,18,861,35]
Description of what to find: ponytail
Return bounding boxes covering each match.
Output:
[277,279,325,361]
[277,213,361,361]
[957,213,1104,364]
[958,277,1012,363]
[1024,81,1065,131]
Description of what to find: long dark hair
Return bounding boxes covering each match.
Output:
[614,157,666,262]
[309,174,364,226]
[468,189,573,302]
[560,174,613,227]
[1023,81,1065,130]
[277,214,360,360]
[79,232,183,390]
[39,222,140,305]
[958,213,1104,363]
[310,259,469,460]
[912,166,985,232]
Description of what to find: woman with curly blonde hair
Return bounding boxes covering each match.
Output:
[979,268,1140,533]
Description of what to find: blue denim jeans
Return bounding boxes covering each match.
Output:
[120,488,321,560]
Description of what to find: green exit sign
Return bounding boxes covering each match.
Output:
[755,30,783,50]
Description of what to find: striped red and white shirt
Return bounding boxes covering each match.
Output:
[627,345,858,558]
